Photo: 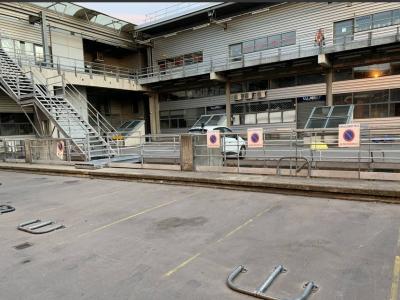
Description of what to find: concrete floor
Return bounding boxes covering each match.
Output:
[0,171,399,300]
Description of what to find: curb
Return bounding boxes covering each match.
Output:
[0,164,399,204]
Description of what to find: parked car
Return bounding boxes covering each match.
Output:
[188,126,246,158]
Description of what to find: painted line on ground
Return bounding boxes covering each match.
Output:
[78,198,181,238]
[163,205,276,278]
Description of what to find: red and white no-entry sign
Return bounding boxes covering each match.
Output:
[207,130,220,148]
[338,124,360,148]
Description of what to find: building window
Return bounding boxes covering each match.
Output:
[229,43,242,61]
[334,61,400,81]
[232,99,295,125]
[254,37,268,51]
[0,113,34,136]
[355,15,372,32]
[229,31,296,58]
[354,8,400,32]
[242,40,255,54]
[157,51,203,70]
[334,19,354,43]
[132,102,139,114]
[333,89,400,119]
[373,11,393,29]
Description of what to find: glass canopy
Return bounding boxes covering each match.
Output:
[304,105,354,129]
[31,2,135,32]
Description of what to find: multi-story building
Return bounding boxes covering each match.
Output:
[1,2,400,156]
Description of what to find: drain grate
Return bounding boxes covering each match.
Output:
[18,219,65,234]
[14,242,33,250]
[0,204,15,214]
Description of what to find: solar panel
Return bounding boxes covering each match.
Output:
[304,105,354,129]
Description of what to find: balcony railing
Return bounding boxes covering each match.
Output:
[137,25,400,83]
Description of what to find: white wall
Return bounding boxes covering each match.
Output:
[51,29,85,70]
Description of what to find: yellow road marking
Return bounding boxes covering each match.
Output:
[164,253,201,277]
[163,205,276,277]
[390,256,400,300]
[78,199,180,238]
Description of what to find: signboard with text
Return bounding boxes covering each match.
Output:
[338,124,360,148]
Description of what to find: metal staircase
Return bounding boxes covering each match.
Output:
[0,46,117,161]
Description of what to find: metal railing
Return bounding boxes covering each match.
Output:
[191,125,400,177]
[138,25,400,82]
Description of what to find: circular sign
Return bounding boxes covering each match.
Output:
[251,133,259,143]
[209,134,217,144]
[343,129,355,142]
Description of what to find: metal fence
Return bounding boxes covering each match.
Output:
[192,126,400,177]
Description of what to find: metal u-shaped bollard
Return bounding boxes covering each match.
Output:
[227,265,318,300]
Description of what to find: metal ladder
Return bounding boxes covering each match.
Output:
[0,46,116,161]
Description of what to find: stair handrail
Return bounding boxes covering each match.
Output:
[62,77,118,136]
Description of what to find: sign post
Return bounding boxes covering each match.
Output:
[338,124,360,148]
[247,128,264,148]
[207,130,220,148]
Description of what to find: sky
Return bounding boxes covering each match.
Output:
[78,2,217,25]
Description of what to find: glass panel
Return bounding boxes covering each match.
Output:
[325,117,349,128]
[281,31,296,46]
[256,112,269,124]
[269,111,282,123]
[370,103,388,118]
[232,114,240,125]
[207,115,224,126]
[334,68,353,81]
[333,93,353,105]
[311,106,331,118]
[231,82,243,93]
[355,15,372,32]
[23,42,34,57]
[229,44,242,59]
[330,105,351,117]
[297,73,324,85]
[307,118,327,128]
[254,37,268,51]
[334,19,354,43]
[245,114,257,125]
[1,38,14,54]
[242,40,255,54]
[268,34,281,49]
[283,110,295,122]
[353,104,370,119]
[34,45,44,62]
[389,103,400,117]
[393,9,400,25]
[373,11,392,29]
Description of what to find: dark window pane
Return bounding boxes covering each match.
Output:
[373,11,392,29]
[326,117,349,128]
[355,15,372,32]
[276,76,296,88]
[354,104,370,119]
[281,31,296,46]
[370,103,388,118]
[354,63,391,79]
[390,103,400,117]
[231,82,243,93]
[268,34,281,49]
[333,93,353,105]
[297,73,324,85]
[243,40,255,54]
[160,120,169,129]
[254,37,268,51]
[308,118,327,128]
[334,68,353,81]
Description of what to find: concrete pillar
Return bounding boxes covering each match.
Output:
[40,11,49,63]
[225,80,231,126]
[180,134,194,171]
[148,93,160,134]
[24,140,32,163]
[326,68,333,106]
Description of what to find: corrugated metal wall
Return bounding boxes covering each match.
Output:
[159,95,226,111]
[152,2,400,64]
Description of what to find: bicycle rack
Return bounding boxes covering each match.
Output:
[227,265,318,300]
[0,204,15,214]
[276,157,311,178]
[17,219,65,234]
